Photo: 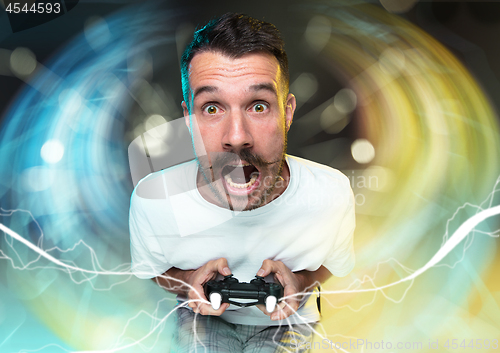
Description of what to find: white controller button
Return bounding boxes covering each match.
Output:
[265,296,277,313]
[210,292,222,310]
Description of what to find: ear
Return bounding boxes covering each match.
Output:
[284,93,296,132]
[181,101,190,131]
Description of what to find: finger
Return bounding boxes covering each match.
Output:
[270,300,286,320]
[188,284,207,301]
[281,300,299,319]
[189,299,204,313]
[198,302,230,316]
[271,300,299,321]
[196,303,212,315]
[216,257,232,276]
[256,304,272,316]
[257,259,281,277]
[205,257,231,277]
[187,290,208,308]
[188,286,210,315]
[283,285,301,311]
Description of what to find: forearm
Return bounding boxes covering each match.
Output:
[293,265,332,293]
[152,267,195,296]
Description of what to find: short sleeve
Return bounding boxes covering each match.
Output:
[322,186,355,277]
[129,191,172,279]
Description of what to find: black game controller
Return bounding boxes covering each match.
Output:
[204,275,284,312]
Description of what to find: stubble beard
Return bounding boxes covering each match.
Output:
[197,134,288,212]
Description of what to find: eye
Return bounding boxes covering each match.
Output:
[252,103,268,113]
[204,105,219,114]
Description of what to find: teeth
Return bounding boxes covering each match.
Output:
[228,163,251,167]
[224,173,258,189]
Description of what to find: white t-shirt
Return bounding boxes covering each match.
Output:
[129,155,355,325]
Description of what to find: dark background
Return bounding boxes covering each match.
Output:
[2,0,500,130]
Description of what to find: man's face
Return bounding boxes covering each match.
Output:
[182,51,296,211]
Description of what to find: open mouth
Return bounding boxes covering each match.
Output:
[221,163,261,195]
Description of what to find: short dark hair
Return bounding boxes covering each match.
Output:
[181,13,289,107]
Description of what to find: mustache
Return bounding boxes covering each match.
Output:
[210,149,280,170]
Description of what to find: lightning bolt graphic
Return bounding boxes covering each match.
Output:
[1,177,499,353]
[1,203,498,352]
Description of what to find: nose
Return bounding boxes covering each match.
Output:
[221,111,253,152]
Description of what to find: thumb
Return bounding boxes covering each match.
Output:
[256,259,275,277]
[215,257,232,276]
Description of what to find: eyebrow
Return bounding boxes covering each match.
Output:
[192,83,278,101]
[249,83,278,97]
[193,86,218,101]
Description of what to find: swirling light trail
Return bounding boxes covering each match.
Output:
[1,1,499,351]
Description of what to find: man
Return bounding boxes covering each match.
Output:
[129,13,355,352]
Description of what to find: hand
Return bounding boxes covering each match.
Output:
[255,259,306,321]
[185,257,231,316]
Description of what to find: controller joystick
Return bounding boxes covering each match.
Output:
[204,275,284,312]
[251,276,266,284]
